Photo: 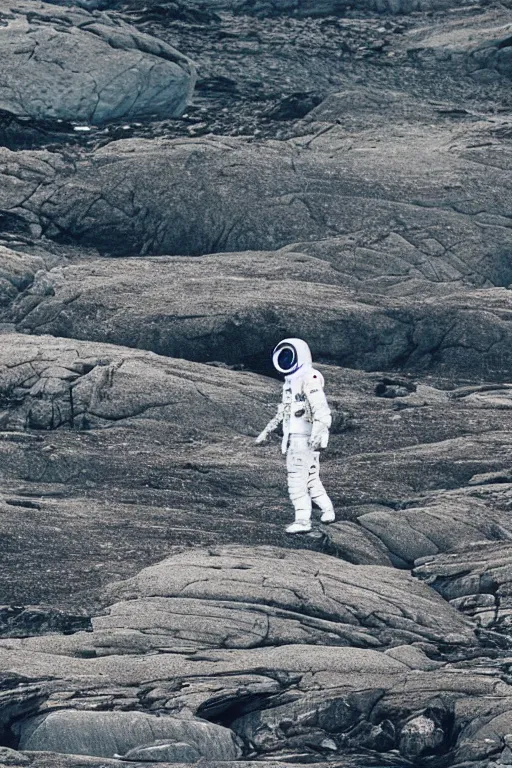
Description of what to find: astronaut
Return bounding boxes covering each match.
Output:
[255,338,335,534]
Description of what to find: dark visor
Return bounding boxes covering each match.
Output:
[277,346,296,372]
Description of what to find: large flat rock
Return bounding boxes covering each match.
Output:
[2,125,509,257]
[34,544,475,652]
[0,544,476,658]
[5,247,512,379]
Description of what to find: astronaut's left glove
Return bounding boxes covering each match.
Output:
[309,422,329,451]
[255,429,270,444]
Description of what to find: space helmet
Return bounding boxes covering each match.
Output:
[272,338,313,376]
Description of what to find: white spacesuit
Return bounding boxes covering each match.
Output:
[256,338,335,534]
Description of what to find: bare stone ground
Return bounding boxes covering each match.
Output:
[1,1,512,766]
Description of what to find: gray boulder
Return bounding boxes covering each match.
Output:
[103,544,475,649]
[0,1,195,124]
[331,494,512,568]
[16,710,241,760]
[321,519,396,566]
[0,246,46,314]
[399,714,444,759]
[5,544,476,655]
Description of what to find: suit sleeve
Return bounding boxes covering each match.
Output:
[264,402,285,433]
[303,371,331,428]
[255,402,285,442]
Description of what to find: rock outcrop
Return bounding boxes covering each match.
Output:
[109,0,499,18]
[324,492,512,568]
[0,1,195,124]
[5,247,512,378]
[0,544,512,765]
[78,545,477,651]
[0,332,274,432]
[1,124,510,259]
[3,332,512,610]
[402,7,512,83]
[415,541,512,638]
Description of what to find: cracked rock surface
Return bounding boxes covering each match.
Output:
[2,122,511,259]
[5,246,512,378]
[1,545,512,766]
[14,710,242,760]
[2,336,512,764]
[0,0,195,124]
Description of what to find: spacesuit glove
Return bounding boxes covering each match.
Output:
[255,429,270,444]
[309,423,329,451]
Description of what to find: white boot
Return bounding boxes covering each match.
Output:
[313,492,335,524]
[286,520,312,534]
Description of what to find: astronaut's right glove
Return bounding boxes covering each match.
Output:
[309,422,329,451]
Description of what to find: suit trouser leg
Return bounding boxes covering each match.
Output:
[286,436,312,522]
[307,451,334,515]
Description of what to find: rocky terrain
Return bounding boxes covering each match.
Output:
[1,0,512,766]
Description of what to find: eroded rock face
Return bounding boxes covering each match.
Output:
[1,545,475,655]
[0,332,273,432]
[0,1,195,124]
[0,106,510,382]
[4,332,512,610]
[402,8,512,82]
[415,541,512,638]
[101,545,476,650]
[324,492,512,568]
[110,0,488,17]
